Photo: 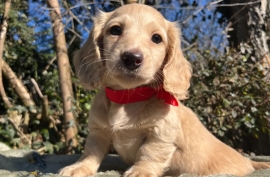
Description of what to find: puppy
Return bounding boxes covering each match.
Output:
[59,3,270,177]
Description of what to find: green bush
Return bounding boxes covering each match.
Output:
[185,45,270,154]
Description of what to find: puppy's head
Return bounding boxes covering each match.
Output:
[74,4,191,99]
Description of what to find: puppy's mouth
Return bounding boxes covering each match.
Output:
[106,60,148,87]
[106,60,160,89]
[105,50,153,88]
[114,65,143,79]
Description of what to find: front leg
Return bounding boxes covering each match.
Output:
[59,128,111,177]
[124,134,176,177]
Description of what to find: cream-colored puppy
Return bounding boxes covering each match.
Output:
[59,4,270,177]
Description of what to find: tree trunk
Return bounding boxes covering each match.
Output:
[0,0,13,108]
[266,1,270,49]
[47,0,78,150]
[219,0,270,76]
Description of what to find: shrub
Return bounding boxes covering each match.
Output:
[184,45,270,154]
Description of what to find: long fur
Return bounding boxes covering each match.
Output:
[59,4,270,177]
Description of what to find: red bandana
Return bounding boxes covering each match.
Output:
[105,86,178,106]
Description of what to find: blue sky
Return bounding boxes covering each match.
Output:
[26,0,227,56]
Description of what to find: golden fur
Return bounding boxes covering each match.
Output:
[59,4,270,177]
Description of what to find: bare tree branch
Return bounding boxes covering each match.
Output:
[30,78,44,99]
[2,60,37,113]
[7,116,31,146]
[181,0,223,24]
[214,0,261,7]
[0,0,13,108]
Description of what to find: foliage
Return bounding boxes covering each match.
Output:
[185,44,270,153]
[0,0,92,154]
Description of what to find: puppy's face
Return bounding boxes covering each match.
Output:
[101,5,168,89]
[74,4,191,99]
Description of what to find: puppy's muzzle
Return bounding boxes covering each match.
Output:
[121,50,143,71]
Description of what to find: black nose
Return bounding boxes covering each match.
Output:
[121,51,143,71]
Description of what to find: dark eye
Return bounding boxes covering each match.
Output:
[110,26,122,35]
[151,34,162,44]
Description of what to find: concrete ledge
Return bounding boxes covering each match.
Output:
[0,147,269,177]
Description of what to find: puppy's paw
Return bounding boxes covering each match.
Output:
[123,166,157,177]
[59,163,95,177]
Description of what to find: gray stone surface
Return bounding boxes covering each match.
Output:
[0,144,269,177]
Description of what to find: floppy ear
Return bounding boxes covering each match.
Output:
[73,11,111,90]
[163,22,192,100]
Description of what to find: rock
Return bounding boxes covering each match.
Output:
[0,142,11,151]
